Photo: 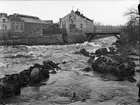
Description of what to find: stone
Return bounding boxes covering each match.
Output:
[124,76,136,83]
[117,62,135,77]
[30,68,41,84]
[95,48,108,55]
[75,48,91,57]
[30,67,50,85]
[0,60,59,98]
[91,55,136,82]
[2,82,21,98]
[39,68,50,81]
[0,76,21,98]
[87,56,96,64]
[82,67,93,72]
[33,63,42,68]
[0,84,3,98]
[112,40,120,47]
[108,46,116,54]
[18,70,30,87]
[43,60,60,70]
[49,70,57,74]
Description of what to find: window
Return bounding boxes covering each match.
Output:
[80,24,83,29]
[16,25,19,30]
[21,24,24,30]
[4,25,7,31]
[69,24,76,30]
[3,19,6,22]
[11,22,15,29]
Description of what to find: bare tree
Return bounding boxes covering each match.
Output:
[123,8,139,42]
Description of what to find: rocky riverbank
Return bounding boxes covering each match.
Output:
[0,60,60,98]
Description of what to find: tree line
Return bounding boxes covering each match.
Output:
[94,7,139,44]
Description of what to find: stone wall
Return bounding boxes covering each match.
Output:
[0,34,63,45]
[67,30,86,43]
[27,34,63,45]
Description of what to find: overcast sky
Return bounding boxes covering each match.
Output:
[0,0,139,25]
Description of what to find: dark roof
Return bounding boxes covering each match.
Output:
[8,15,24,22]
[13,13,39,19]
[75,11,93,22]
[0,13,8,17]
[12,13,46,24]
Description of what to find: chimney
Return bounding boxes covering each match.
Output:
[75,9,80,15]
[71,10,74,13]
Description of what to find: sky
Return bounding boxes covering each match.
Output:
[0,0,139,25]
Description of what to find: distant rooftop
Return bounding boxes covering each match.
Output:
[8,15,24,22]
[13,13,39,20]
[12,13,47,24]
[0,13,8,17]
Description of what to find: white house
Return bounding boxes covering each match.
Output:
[59,10,94,33]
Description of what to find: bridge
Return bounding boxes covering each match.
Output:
[85,32,122,42]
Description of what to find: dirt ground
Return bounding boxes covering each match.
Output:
[0,36,139,105]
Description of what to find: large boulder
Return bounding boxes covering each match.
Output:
[95,48,108,55]
[18,70,30,87]
[43,60,60,70]
[1,81,21,98]
[110,54,131,63]
[82,67,93,72]
[108,46,116,54]
[39,68,50,81]
[112,40,120,47]
[75,48,91,57]
[30,67,49,85]
[117,62,135,77]
[0,60,58,98]
[0,75,21,98]
[91,56,136,82]
[30,68,41,84]
[87,56,96,65]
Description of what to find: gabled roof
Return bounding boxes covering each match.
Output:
[61,10,93,22]
[0,13,8,17]
[75,10,93,22]
[19,17,45,24]
[13,13,39,19]
[12,13,46,24]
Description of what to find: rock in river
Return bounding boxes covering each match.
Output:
[91,55,136,82]
[74,48,91,57]
[95,48,108,55]
[0,74,21,98]
[0,60,59,98]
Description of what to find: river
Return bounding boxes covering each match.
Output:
[0,36,139,105]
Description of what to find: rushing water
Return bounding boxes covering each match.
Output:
[0,37,139,105]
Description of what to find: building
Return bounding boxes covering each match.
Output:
[59,9,94,33]
[0,13,52,39]
[0,13,13,38]
[59,9,94,43]
[43,20,53,25]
